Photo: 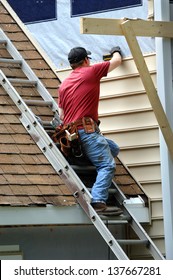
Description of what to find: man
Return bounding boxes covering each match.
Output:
[58,46,123,214]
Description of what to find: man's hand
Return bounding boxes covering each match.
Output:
[110,46,122,57]
[103,46,122,61]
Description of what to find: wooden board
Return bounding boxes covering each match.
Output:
[80,18,173,38]
[121,20,173,160]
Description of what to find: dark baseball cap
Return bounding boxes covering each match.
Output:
[68,47,91,64]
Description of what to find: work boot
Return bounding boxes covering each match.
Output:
[91,202,107,212]
[91,202,123,216]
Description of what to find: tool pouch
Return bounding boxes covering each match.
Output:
[51,123,83,158]
[59,136,71,157]
[82,117,96,133]
[51,124,67,143]
[71,138,83,158]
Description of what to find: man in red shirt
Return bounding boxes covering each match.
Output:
[58,46,122,214]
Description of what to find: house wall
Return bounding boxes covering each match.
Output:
[0,225,124,260]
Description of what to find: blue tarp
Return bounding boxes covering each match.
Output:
[8,0,56,24]
[71,0,142,17]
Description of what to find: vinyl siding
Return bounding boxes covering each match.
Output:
[100,54,164,258]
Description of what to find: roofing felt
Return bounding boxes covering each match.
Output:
[0,1,144,207]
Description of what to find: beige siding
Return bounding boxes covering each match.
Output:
[57,54,165,258]
[128,164,161,181]
[99,92,152,113]
[142,182,162,199]
[100,54,164,257]
[99,110,158,131]
[119,146,160,165]
[100,74,156,96]
[104,127,159,147]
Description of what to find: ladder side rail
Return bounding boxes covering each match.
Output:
[112,179,164,259]
[125,207,165,260]
[0,70,129,260]
[0,29,60,118]
[112,179,126,204]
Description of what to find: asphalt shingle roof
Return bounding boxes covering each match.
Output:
[0,2,76,207]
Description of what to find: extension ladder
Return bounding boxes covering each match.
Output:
[0,29,164,260]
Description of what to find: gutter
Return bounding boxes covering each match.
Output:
[0,205,91,226]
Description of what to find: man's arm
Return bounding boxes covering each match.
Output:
[59,107,64,121]
[108,52,122,73]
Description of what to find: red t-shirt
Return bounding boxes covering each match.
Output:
[58,62,110,124]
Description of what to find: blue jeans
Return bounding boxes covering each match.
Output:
[78,129,120,203]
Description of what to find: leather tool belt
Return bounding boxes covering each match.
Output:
[51,117,97,158]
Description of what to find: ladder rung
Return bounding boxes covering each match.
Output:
[117,239,149,246]
[107,188,118,194]
[0,58,22,64]
[8,78,37,85]
[44,125,54,130]
[41,121,54,129]
[102,221,128,226]
[42,120,52,125]
[88,187,117,194]
[102,219,129,224]
[100,214,131,223]
[71,165,96,173]
[0,39,7,44]
[24,99,53,107]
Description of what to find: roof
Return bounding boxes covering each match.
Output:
[0,1,145,208]
[0,1,76,207]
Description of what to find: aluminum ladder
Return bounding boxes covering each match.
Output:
[0,28,164,260]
